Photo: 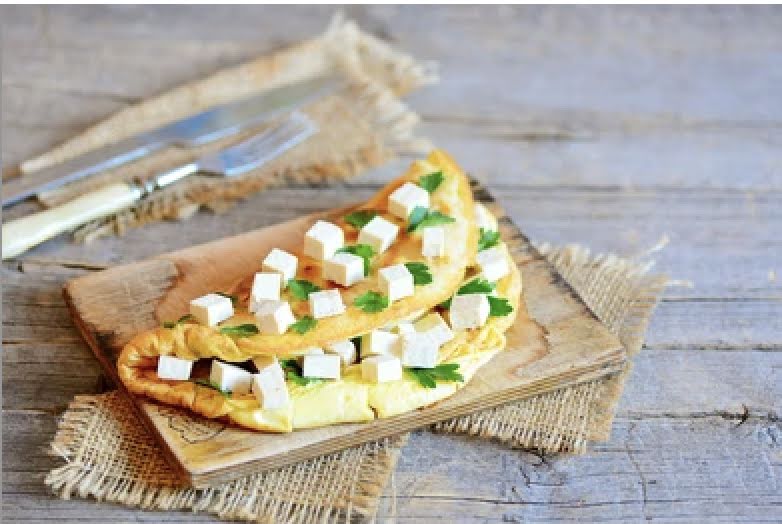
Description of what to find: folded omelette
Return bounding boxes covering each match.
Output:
[118,150,522,432]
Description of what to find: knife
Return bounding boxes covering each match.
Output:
[1,112,318,260]
[2,74,342,207]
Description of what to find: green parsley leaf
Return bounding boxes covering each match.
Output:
[192,378,231,397]
[477,228,501,252]
[280,359,321,386]
[344,210,378,229]
[439,278,496,309]
[215,292,238,305]
[406,363,464,389]
[418,171,444,193]
[337,243,376,276]
[404,262,433,285]
[353,291,389,313]
[488,296,514,317]
[163,313,194,329]
[291,315,317,334]
[219,324,260,337]
[288,279,321,300]
[406,207,455,232]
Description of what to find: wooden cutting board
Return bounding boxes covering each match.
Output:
[63,181,625,487]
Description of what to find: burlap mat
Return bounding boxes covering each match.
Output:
[45,243,666,522]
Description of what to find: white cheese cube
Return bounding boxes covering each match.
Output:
[388,182,430,220]
[474,202,497,232]
[394,322,416,335]
[303,220,344,260]
[399,332,440,369]
[209,360,253,394]
[323,252,364,286]
[361,355,403,383]
[361,329,400,358]
[189,293,234,326]
[326,339,357,366]
[157,355,193,381]
[262,248,298,286]
[308,289,345,319]
[449,294,490,330]
[422,226,446,257]
[378,264,414,302]
[358,216,399,254]
[252,365,289,409]
[302,354,342,380]
[414,312,455,347]
[254,300,295,334]
[252,355,285,381]
[476,246,510,282]
[249,272,282,312]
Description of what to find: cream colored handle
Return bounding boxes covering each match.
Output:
[2,183,143,259]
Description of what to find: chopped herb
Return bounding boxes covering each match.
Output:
[215,291,238,305]
[219,324,260,337]
[440,278,496,309]
[280,359,321,386]
[418,171,444,193]
[337,243,375,276]
[163,314,194,329]
[192,378,231,397]
[406,363,464,389]
[404,262,433,285]
[291,315,317,334]
[344,210,378,229]
[407,207,455,232]
[288,279,321,300]
[477,228,501,252]
[353,291,389,313]
[488,296,514,317]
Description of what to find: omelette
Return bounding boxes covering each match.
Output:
[118,150,522,432]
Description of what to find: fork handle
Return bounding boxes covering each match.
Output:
[2,183,143,259]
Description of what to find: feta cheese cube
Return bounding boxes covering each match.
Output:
[358,216,399,254]
[304,220,344,260]
[249,272,282,312]
[361,355,403,383]
[476,246,510,282]
[474,202,497,232]
[378,264,414,302]
[414,312,455,347]
[209,360,253,394]
[254,300,295,334]
[262,248,298,285]
[308,289,345,319]
[449,294,490,330]
[399,332,440,368]
[326,339,357,366]
[189,293,234,326]
[394,321,416,335]
[157,355,193,381]
[302,354,342,380]
[252,364,289,409]
[388,182,430,220]
[323,252,364,286]
[252,355,285,381]
[422,226,446,257]
[361,329,400,358]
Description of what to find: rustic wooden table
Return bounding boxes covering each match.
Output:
[3,6,780,522]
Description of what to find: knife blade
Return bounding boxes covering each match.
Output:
[2,74,342,207]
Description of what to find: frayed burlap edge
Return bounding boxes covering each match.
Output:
[46,392,407,523]
[433,243,668,452]
[19,15,436,244]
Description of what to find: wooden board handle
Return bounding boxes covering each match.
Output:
[2,183,143,259]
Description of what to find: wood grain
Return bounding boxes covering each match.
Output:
[2,4,780,522]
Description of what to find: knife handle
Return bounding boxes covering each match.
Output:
[2,183,143,259]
